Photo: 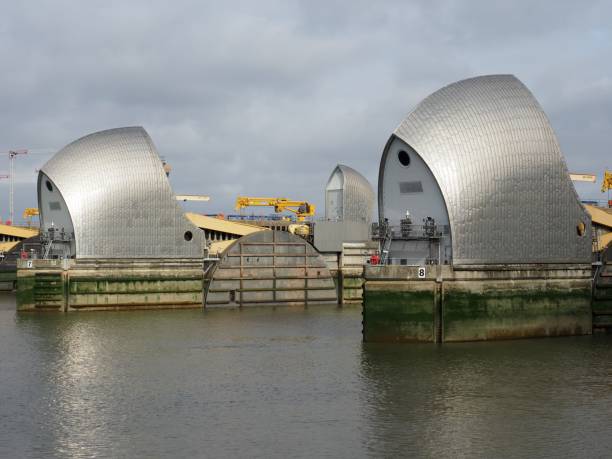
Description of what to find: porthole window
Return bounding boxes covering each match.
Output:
[184,231,193,241]
[576,221,586,237]
[398,150,410,167]
[45,180,53,192]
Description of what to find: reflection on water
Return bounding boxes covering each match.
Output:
[1,292,612,458]
[360,339,612,458]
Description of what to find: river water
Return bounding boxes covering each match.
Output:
[1,293,612,458]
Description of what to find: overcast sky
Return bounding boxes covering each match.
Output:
[1,0,611,222]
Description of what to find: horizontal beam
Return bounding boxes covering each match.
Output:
[569,173,596,183]
[176,195,210,202]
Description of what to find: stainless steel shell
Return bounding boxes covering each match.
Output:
[39,126,204,259]
[326,164,374,223]
[379,75,591,265]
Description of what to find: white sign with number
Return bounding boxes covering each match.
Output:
[26,260,33,268]
[417,266,426,279]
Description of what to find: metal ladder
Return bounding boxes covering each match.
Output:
[42,240,53,259]
[379,222,392,265]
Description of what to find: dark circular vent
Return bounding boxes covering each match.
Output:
[398,150,410,167]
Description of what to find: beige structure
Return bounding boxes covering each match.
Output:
[0,224,38,252]
[584,204,612,251]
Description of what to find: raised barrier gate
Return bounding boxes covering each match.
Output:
[204,230,338,307]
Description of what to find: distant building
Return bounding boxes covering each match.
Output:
[325,164,374,223]
[378,74,591,265]
[37,126,204,259]
[314,164,375,253]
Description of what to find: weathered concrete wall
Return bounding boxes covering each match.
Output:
[592,263,612,331]
[443,278,591,341]
[341,273,364,303]
[17,259,69,310]
[363,264,592,342]
[321,242,376,306]
[339,242,376,305]
[0,269,16,291]
[363,280,437,342]
[17,259,203,311]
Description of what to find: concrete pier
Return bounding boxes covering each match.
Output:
[593,260,612,331]
[363,265,592,342]
[0,269,16,291]
[17,259,203,311]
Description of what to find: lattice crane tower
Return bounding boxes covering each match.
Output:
[8,149,28,224]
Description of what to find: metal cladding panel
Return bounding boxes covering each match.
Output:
[39,127,204,259]
[380,74,591,264]
[326,164,374,223]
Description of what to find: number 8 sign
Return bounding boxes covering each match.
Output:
[418,267,426,279]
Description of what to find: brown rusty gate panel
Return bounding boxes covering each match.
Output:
[205,231,338,307]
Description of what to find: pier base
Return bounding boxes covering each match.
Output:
[17,258,203,311]
[363,265,592,342]
[0,269,16,291]
[592,262,612,332]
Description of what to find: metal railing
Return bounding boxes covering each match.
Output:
[372,222,450,241]
[371,219,452,266]
[385,257,442,266]
[39,228,74,259]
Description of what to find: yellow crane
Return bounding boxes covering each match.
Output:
[570,171,612,204]
[235,197,316,221]
[601,170,612,193]
[569,171,612,190]
[22,208,39,227]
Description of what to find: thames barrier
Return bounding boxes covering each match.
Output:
[3,74,612,343]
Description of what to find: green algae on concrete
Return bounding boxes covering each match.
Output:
[592,267,612,331]
[593,314,612,327]
[593,286,612,301]
[342,276,364,303]
[443,280,592,341]
[17,270,67,311]
[16,271,36,310]
[67,272,203,309]
[362,265,593,343]
[363,281,436,342]
[0,270,16,290]
[69,277,202,295]
[592,300,612,314]
[33,273,66,309]
[16,259,204,311]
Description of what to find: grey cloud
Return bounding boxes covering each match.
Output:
[0,0,611,219]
